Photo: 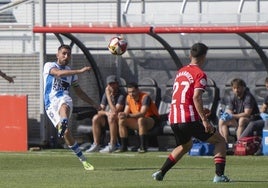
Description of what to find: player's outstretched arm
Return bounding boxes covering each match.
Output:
[50,66,92,77]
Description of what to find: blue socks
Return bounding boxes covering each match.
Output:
[69,142,86,162]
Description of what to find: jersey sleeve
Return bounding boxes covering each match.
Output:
[117,94,126,106]
[194,72,207,90]
[43,62,57,75]
[244,94,256,109]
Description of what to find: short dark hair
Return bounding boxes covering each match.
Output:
[231,78,246,87]
[58,44,71,51]
[106,75,118,85]
[127,82,138,89]
[190,43,208,58]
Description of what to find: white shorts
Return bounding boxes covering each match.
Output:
[45,95,73,127]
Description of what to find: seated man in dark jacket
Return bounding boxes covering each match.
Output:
[239,77,268,139]
[218,78,260,144]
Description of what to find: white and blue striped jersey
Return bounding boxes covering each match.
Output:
[43,62,78,110]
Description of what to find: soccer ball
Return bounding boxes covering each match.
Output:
[108,36,128,55]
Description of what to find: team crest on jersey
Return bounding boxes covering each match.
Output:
[200,78,207,86]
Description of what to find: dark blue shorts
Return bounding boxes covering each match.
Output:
[171,121,214,146]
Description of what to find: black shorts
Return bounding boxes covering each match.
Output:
[171,121,214,146]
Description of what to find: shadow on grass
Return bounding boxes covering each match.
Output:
[112,167,157,171]
[111,167,210,171]
[230,180,268,183]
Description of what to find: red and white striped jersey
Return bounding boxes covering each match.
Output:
[168,64,207,124]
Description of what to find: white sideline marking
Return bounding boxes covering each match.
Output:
[0,150,171,158]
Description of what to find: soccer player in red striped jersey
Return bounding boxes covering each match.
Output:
[152,43,230,183]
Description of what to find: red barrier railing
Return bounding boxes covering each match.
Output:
[33,25,268,34]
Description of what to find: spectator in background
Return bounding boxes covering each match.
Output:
[0,70,15,83]
[116,82,159,153]
[218,78,260,144]
[238,77,268,155]
[86,75,125,153]
[43,44,99,170]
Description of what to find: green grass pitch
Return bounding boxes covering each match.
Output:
[0,149,267,188]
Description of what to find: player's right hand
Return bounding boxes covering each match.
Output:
[203,121,214,133]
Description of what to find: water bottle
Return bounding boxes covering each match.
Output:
[219,107,223,115]
[218,104,224,117]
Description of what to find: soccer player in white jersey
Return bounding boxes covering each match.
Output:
[152,43,230,183]
[43,44,99,170]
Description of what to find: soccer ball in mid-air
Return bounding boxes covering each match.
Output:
[108,36,128,55]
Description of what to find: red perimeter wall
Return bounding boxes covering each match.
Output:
[0,95,28,152]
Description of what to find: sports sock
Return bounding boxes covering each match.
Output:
[120,137,128,150]
[160,154,177,176]
[57,118,68,138]
[214,156,226,176]
[139,135,147,150]
[69,142,86,162]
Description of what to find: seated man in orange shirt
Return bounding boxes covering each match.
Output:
[116,82,159,153]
